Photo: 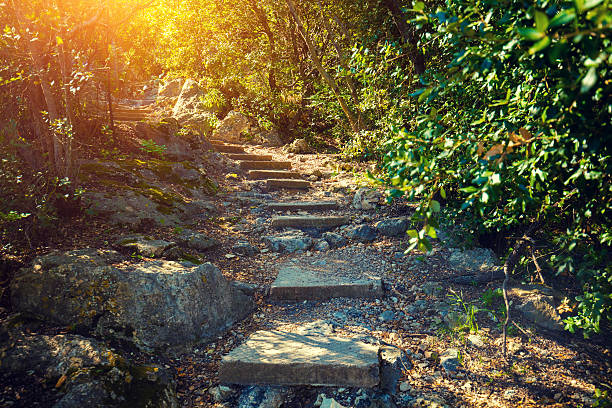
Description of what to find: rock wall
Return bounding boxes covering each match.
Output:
[10,249,254,352]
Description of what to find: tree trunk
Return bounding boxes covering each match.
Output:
[382,0,425,74]
[249,0,279,93]
[286,0,360,133]
[316,2,361,126]
[10,0,63,174]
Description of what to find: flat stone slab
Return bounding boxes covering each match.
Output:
[214,144,245,153]
[113,234,175,257]
[271,215,349,228]
[240,161,292,170]
[226,154,273,161]
[266,179,310,190]
[268,201,339,211]
[270,263,383,301]
[249,170,302,180]
[219,330,380,387]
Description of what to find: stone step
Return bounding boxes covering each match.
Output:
[266,179,310,190]
[114,108,152,113]
[249,170,302,180]
[209,140,228,145]
[239,161,291,170]
[267,201,339,212]
[219,329,379,387]
[114,117,148,122]
[113,112,151,117]
[214,145,246,154]
[226,153,273,161]
[270,263,383,301]
[271,215,349,228]
[113,113,151,117]
[114,115,149,120]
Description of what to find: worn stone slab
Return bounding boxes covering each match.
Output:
[270,264,383,301]
[240,161,292,170]
[219,330,380,387]
[214,144,246,153]
[249,170,302,180]
[113,234,175,257]
[271,215,349,228]
[226,154,273,161]
[267,201,339,211]
[266,179,310,190]
[114,113,150,121]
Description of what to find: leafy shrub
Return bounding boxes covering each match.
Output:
[341,129,387,161]
[139,139,167,157]
[378,0,611,336]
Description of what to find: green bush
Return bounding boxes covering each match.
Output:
[378,0,611,336]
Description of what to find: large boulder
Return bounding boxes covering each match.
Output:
[248,128,283,147]
[509,285,564,331]
[172,79,204,117]
[83,190,183,228]
[448,247,498,273]
[212,111,250,143]
[343,224,377,242]
[284,138,311,154]
[0,332,178,407]
[10,249,254,351]
[133,121,194,161]
[375,218,409,237]
[352,188,382,210]
[158,78,184,99]
[175,229,220,251]
[169,79,217,138]
[79,158,218,228]
[183,112,217,138]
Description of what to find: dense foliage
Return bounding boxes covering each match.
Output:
[379,0,611,336]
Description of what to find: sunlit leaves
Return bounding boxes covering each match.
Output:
[581,67,598,92]
[529,36,551,54]
[379,0,611,337]
[534,11,550,32]
[549,9,576,27]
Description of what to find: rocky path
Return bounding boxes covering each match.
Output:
[183,139,611,407]
[2,102,609,408]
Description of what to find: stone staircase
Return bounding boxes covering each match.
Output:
[212,138,389,390]
[112,105,153,122]
[211,140,312,191]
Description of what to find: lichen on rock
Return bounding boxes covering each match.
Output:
[10,249,254,352]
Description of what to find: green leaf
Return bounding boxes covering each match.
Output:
[517,27,545,41]
[460,186,478,193]
[574,0,585,11]
[430,200,441,212]
[583,0,603,10]
[440,186,447,199]
[581,67,597,93]
[482,190,490,203]
[407,229,419,239]
[529,36,551,54]
[535,11,549,32]
[418,238,433,252]
[426,225,437,239]
[549,10,576,27]
[414,1,425,11]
